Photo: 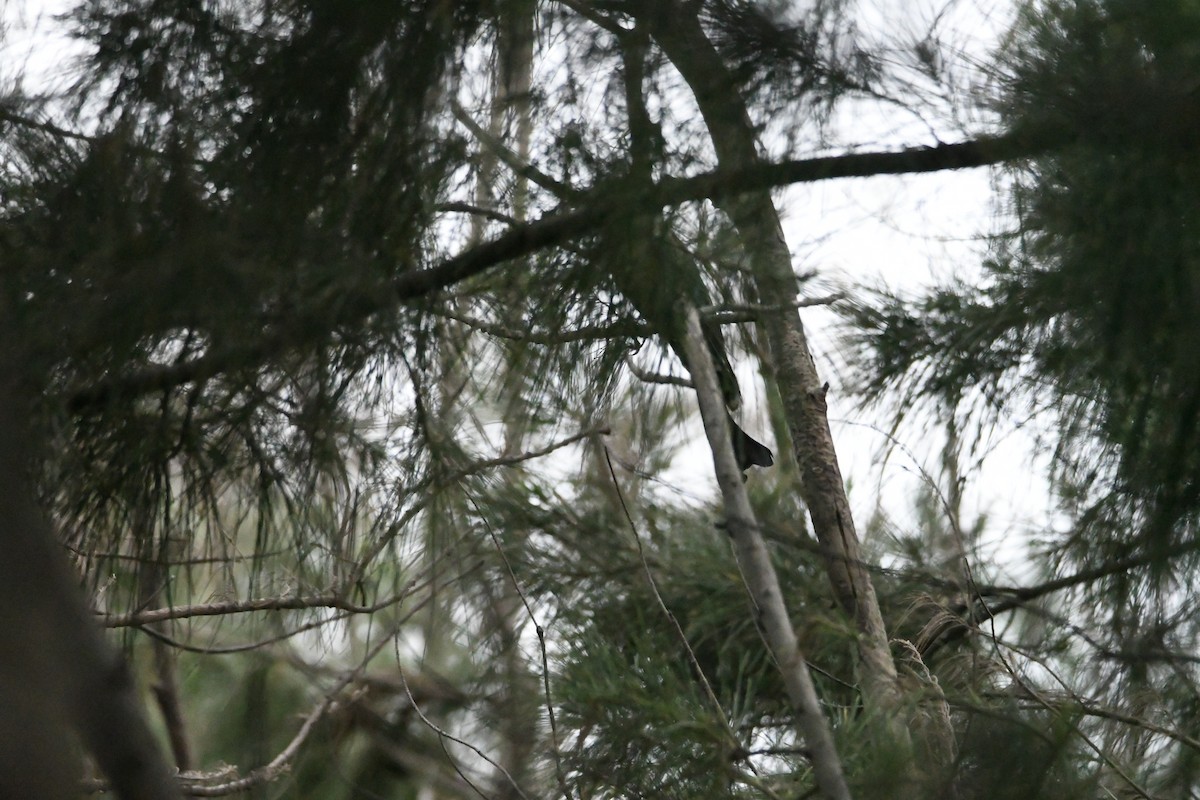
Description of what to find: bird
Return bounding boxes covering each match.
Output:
[674,322,775,471]
[596,197,774,472]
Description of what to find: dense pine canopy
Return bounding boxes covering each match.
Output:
[3,1,1200,798]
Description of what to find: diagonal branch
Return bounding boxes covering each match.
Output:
[99,593,393,628]
[681,305,852,800]
[451,100,577,200]
[0,104,96,142]
[65,128,1055,413]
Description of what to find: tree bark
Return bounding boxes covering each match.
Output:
[641,0,905,719]
[681,306,852,800]
[0,386,181,800]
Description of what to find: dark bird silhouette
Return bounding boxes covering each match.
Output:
[598,191,774,472]
[592,38,772,472]
[651,300,775,472]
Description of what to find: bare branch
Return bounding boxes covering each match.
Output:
[623,354,694,389]
[681,305,852,800]
[435,201,520,226]
[451,100,576,199]
[99,593,383,628]
[701,293,848,324]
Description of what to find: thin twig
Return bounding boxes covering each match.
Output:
[701,293,847,323]
[396,661,534,800]
[100,593,381,628]
[623,354,693,389]
[451,100,576,200]
[0,105,96,142]
[129,575,449,656]
[601,446,743,749]
[469,495,571,799]
[435,201,520,226]
[434,305,650,344]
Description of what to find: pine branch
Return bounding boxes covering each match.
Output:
[65,128,1054,413]
[623,354,694,389]
[451,100,577,199]
[432,305,650,343]
[701,293,847,323]
[652,128,1060,205]
[435,201,520,226]
[0,104,96,142]
[917,532,1200,656]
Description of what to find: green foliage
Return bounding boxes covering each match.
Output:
[840,4,1200,796]
[0,0,485,599]
[11,0,1200,797]
[701,0,878,124]
[953,704,1095,800]
[551,503,854,798]
[846,0,1200,550]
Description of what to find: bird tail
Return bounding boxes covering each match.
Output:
[704,323,743,410]
[729,417,774,470]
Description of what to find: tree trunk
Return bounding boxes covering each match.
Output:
[640,0,905,721]
[0,386,181,800]
[682,305,853,800]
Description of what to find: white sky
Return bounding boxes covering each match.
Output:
[0,1,76,93]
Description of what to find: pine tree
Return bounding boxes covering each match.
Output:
[9,1,1200,798]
